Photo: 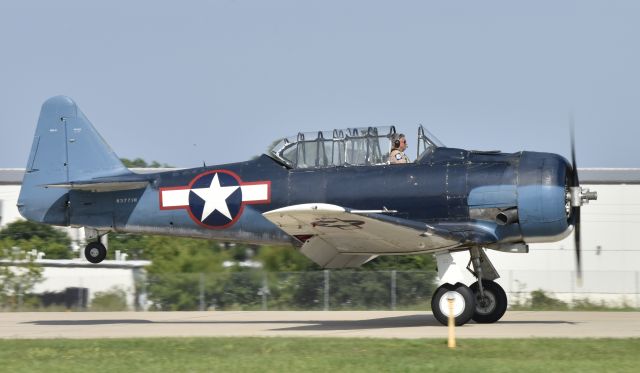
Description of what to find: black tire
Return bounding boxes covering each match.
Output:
[430,282,476,326]
[85,241,107,264]
[470,280,508,323]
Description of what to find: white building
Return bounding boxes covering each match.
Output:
[0,169,24,228]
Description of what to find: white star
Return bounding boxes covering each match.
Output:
[191,173,239,221]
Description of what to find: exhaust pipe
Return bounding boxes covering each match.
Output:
[496,208,518,226]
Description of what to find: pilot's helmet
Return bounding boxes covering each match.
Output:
[391,133,405,149]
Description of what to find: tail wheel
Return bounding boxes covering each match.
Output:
[85,241,107,264]
[470,280,508,323]
[430,282,475,326]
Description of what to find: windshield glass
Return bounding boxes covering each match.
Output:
[416,125,445,161]
[269,126,396,168]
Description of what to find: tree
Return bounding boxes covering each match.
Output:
[0,220,72,259]
[90,287,128,311]
[256,245,320,272]
[0,248,43,310]
[120,158,172,168]
[0,220,69,242]
[364,254,436,271]
[129,236,229,310]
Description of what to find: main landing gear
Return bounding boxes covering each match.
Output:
[431,282,475,326]
[470,279,507,323]
[432,248,508,326]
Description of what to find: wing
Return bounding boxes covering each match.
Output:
[263,203,498,268]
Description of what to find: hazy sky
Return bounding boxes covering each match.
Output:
[1,0,639,168]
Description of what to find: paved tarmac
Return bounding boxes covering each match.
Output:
[1,311,639,339]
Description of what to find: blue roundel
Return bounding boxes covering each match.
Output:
[188,172,243,227]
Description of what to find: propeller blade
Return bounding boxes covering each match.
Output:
[569,117,583,285]
[570,117,579,187]
[573,206,582,285]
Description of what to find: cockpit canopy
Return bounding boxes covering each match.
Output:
[268,125,444,169]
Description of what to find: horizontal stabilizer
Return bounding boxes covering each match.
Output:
[45,180,149,192]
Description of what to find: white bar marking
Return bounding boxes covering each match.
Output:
[241,184,269,202]
[162,189,190,207]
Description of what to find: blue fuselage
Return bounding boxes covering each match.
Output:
[53,147,571,247]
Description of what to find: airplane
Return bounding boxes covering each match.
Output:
[17,96,597,326]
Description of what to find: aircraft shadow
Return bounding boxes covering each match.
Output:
[25,319,154,325]
[24,314,577,330]
[24,315,434,329]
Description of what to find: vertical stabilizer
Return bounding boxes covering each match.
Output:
[18,96,129,225]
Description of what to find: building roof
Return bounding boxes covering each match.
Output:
[0,168,26,185]
[0,258,151,268]
[578,168,640,184]
[2,167,640,185]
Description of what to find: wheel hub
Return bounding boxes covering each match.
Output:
[439,291,466,317]
[475,291,496,315]
[89,248,100,258]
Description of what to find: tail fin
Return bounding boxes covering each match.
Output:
[18,96,129,225]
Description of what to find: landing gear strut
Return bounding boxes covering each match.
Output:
[468,248,507,323]
[84,241,107,263]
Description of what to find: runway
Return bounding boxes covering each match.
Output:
[1,311,639,339]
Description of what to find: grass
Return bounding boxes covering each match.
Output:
[1,337,639,372]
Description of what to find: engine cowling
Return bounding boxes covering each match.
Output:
[517,151,571,243]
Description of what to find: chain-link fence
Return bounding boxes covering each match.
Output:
[145,270,436,311]
[2,268,639,311]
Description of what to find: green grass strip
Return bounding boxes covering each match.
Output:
[1,337,638,372]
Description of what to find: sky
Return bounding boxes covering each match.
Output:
[1,0,639,168]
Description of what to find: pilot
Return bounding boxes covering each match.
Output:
[389,133,410,164]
